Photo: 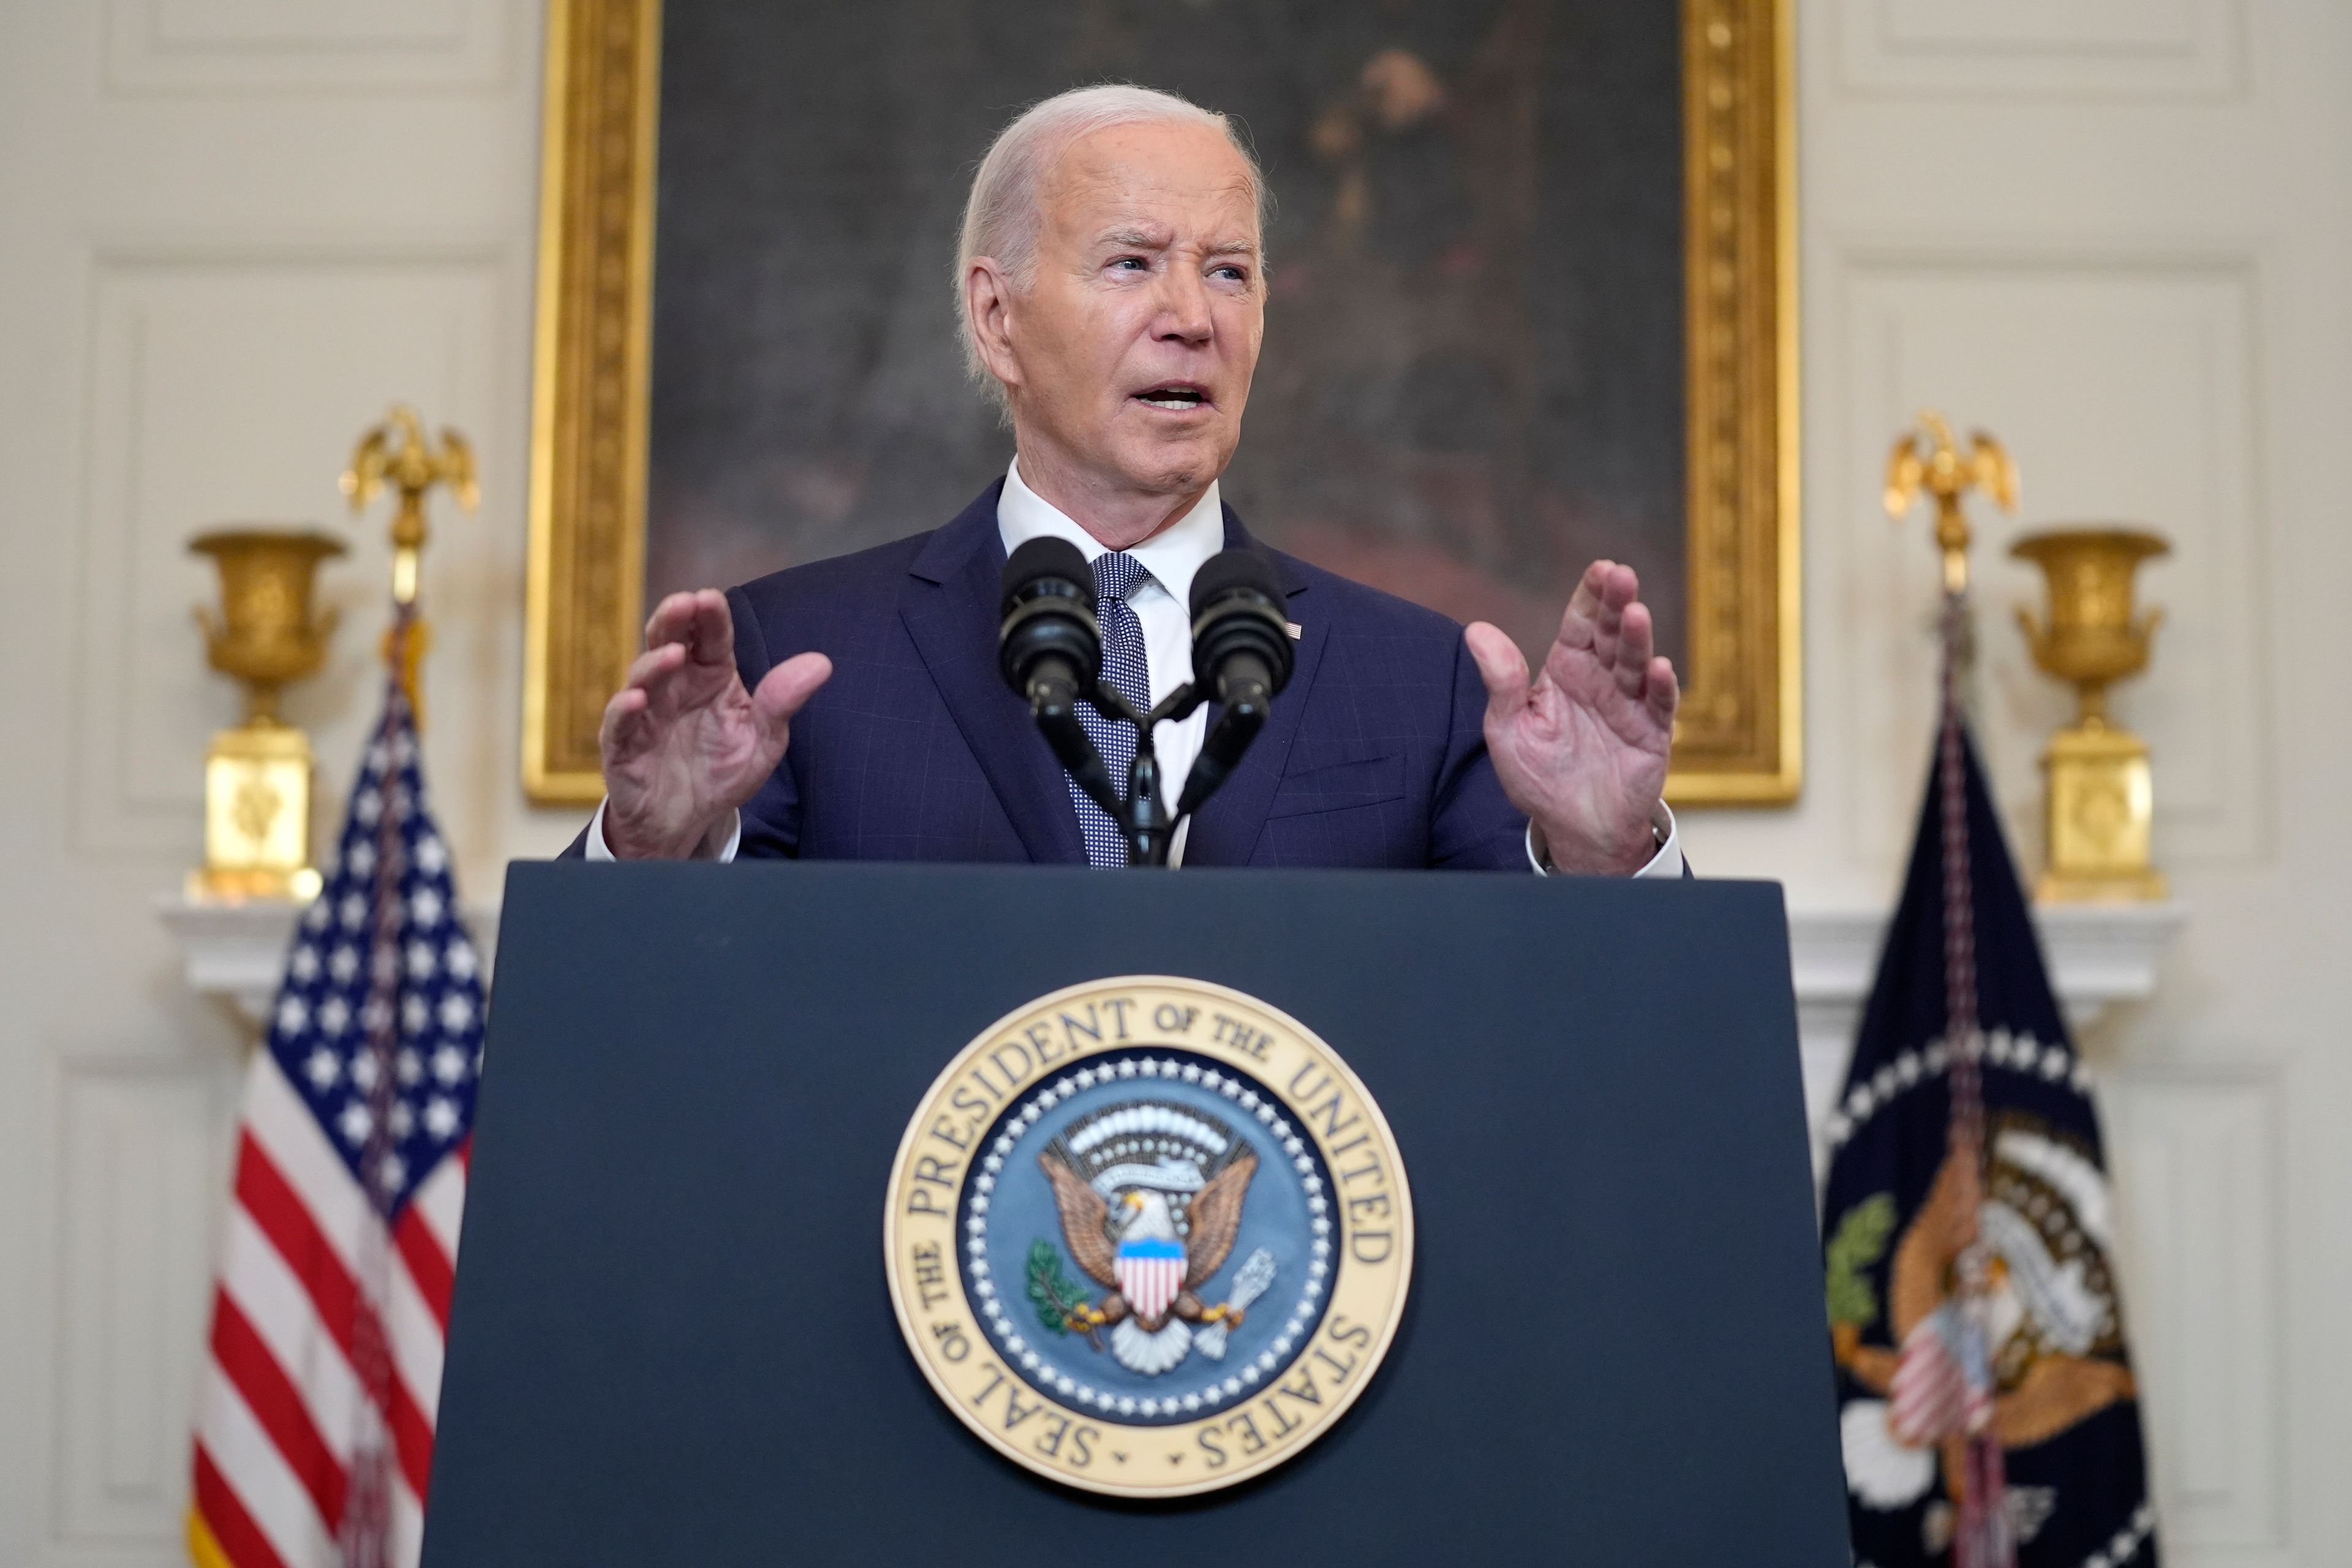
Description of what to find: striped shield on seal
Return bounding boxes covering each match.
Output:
[1115,1237,1185,1323]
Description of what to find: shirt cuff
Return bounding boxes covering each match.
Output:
[585,800,741,863]
[1526,802,1681,879]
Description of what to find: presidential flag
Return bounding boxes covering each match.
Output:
[1822,703,2158,1568]
[190,631,481,1568]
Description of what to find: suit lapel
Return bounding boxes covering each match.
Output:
[1182,507,1325,867]
[900,482,1087,865]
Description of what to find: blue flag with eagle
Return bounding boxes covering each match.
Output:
[1821,722,2157,1568]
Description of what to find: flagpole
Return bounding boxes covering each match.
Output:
[342,644,409,1568]
[336,408,475,1568]
[1887,412,2021,1568]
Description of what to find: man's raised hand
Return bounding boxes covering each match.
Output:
[1464,561,1679,876]
[598,589,832,859]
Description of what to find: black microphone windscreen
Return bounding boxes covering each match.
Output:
[1003,537,1095,611]
[1188,547,1283,617]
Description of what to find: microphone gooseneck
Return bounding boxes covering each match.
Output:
[1177,549,1294,818]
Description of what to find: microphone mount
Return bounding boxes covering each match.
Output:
[1000,540,1287,868]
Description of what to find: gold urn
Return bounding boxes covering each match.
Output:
[189,527,347,901]
[2010,527,2170,902]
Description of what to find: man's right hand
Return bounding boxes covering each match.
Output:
[598,589,833,859]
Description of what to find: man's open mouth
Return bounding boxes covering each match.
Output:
[1133,384,1210,411]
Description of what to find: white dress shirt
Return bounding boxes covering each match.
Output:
[590,456,1682,877]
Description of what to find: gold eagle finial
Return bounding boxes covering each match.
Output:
[340,405,477,723]
[1883,410,2018,594]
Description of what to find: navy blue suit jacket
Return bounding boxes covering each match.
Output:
[578,480,1532,869]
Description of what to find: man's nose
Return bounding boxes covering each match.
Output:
[1150,266,1213,346]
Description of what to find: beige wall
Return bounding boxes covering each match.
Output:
[0,1,2343,1562]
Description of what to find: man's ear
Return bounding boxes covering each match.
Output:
[964,258,1022,395]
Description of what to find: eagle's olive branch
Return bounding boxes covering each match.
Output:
[1026,1240,1104,1346]
[1825,1193,1897,1331]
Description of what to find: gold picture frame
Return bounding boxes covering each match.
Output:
[522,0,1798,805]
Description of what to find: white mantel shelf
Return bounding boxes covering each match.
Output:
[160,890,2183,1047]
[1788,900,2187,1035]
[158,893,503,1026]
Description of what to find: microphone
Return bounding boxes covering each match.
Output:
[999,537,1099,710]
[1177,549,1294,818]
[999,538,1122,821]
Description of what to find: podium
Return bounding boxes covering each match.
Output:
[424,861,1849,1564]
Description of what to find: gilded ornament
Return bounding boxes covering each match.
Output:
[342,404,478,725]
[1883,411,2019,595]
[2011,528,2171,903]
[188,527,346,902]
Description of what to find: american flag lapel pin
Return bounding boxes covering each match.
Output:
[1286,621,1303,639]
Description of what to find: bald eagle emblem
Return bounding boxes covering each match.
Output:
[1034,1099,1272,1376]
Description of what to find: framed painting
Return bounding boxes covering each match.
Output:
[524,0,1796,804]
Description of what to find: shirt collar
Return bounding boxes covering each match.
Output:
[997,456,1223,606]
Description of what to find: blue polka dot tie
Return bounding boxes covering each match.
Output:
[1069,551,1153,867]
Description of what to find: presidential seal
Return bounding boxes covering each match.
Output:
[884,976,1413,1498]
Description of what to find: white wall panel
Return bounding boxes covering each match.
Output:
[1833,249,2269,876]
[53,1057,239,1543]
[70,246,505,860]
[2105,1068,2285,1549]
[107,0,513,92]
[1836,0,2246,97]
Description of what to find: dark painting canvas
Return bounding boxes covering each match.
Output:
[646,0,1686,666]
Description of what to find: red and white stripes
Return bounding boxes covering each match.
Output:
[190,1050,466,1568]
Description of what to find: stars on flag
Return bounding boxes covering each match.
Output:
[260,702,485,1215]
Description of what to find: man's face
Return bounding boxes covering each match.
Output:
[994,120,1265,505]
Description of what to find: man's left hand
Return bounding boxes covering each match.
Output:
[1464,560,1679,875]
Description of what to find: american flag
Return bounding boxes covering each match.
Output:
[190,652,482,1568]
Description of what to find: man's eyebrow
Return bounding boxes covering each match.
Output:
[1091,226,1259,256]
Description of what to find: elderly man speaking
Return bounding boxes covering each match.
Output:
[578,84,1683,877]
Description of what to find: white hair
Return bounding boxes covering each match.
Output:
[954,84,1270,396]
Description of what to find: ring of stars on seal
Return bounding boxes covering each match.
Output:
[885,976,1414,1498]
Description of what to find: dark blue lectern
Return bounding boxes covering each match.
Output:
[423,862,1848,1564]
